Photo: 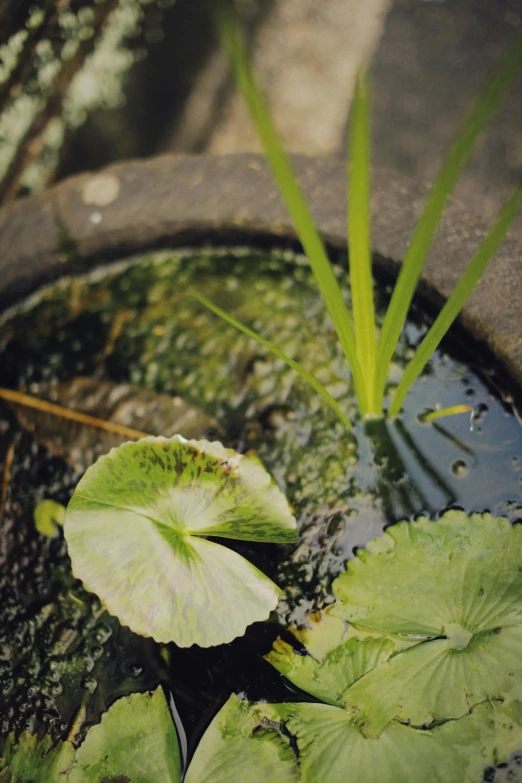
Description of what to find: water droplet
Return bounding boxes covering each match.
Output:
[81,676,97,693]
[451,460,468,478]
[92,623,111,644]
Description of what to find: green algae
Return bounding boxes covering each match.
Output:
[1,245,522,754]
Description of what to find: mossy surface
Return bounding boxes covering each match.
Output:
[1,246,521,760]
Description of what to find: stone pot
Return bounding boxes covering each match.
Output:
[1,153,521,406]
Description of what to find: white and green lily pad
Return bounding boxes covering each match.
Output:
[185,694,298,783]
[332,510,522,736]
[65,436,297,646]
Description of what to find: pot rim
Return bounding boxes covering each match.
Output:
[0,153,521,396]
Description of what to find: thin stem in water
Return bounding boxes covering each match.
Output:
[190,289,352,428]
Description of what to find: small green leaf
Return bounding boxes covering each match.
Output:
[185,694,298,783]
[333,510,522,735]
[265,611,407,707]
[0,733,74,782]
[65,436,297,646]
[34,499,66,538]
[68,687,181,783]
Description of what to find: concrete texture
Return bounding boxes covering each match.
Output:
[164,0,522,236]
[0,154,521,400]
[59,0,522,243]
[371,0,522,237]
[205,0,390,155]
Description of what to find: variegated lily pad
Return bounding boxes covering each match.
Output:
[65,436,297,647]
[332,510,522,736]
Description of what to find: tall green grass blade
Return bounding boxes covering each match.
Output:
[348,71,377,411]
[375,32,522,412]
[215,4,368,415]
[389,183,522,415]
[190,289,352,428]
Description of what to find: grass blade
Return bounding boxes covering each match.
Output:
[215,3,368,415]
[375,32,522,411]
[348,71,377,411]
[419,406,473,423]
[189,289,352,428]
[389,183,522,415]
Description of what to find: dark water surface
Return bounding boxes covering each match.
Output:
[0,247,521,775]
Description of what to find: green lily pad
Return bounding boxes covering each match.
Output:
[265,702,466,783]
[265,611,407,707]
[0,733,74,782]
[332,511,522,735]
[33,499,66,538]
[185,694,298,783]
[65,436,297,646]
[68,687,181,783]
[438,696,522,782]
[263,697,522,783]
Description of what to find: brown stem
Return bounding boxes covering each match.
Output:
[0,0,121,205]
[0,387,150,441]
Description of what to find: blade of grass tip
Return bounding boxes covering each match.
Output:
[389,183,522,415]
[189,289,352,428]
[348,70,377,412]
[375,31,522,412]
[215,3,368,416]
[419,406,472,424]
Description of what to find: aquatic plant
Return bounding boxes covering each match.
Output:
[0,688,297,783]
[0,732,74,782]
[192,6,522,423]
[261,510,522,781]
[7,511,519,782]
[64,435,297,647]
[332,510,522,735]
[33,498,65,538]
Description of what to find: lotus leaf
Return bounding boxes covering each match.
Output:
[332,510,522,735]
[65,436,297,646]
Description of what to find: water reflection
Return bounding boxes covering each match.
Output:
[1,247,522,745]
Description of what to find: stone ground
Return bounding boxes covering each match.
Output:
[61,0,522,238]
